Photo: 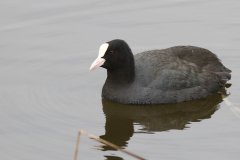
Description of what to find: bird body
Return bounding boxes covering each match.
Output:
[90,40,231,105]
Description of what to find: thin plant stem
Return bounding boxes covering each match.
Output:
[74,131,81,160]
[74,130,147,160]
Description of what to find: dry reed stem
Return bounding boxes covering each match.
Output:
[74,130,146,160]
[74,131,81,160]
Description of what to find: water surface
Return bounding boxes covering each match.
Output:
[1,0,240,160]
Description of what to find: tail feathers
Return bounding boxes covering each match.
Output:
[223,66,232,73]
[215,72,231,80]
[215,72,231,85]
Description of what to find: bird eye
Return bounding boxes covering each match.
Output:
[110,51,113,54]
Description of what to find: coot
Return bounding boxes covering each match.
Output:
[90,39,231,105]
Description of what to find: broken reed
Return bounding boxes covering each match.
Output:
[74,130,146,160]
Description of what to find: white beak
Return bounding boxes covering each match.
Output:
[89,43,109,71]
[89,57,106,71]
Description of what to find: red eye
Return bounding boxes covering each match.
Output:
[110,51,113,54]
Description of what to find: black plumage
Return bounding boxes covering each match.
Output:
[96,39,231,105]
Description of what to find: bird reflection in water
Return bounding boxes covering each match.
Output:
[99,85,230,159]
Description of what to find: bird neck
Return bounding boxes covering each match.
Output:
[106,58,135,85]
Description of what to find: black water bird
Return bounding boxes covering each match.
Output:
[90,39,231,105]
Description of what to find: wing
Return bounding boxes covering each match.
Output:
[134,50,227,103]
[164,46,231,73]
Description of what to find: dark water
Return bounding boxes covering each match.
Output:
[1,0,240,160]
